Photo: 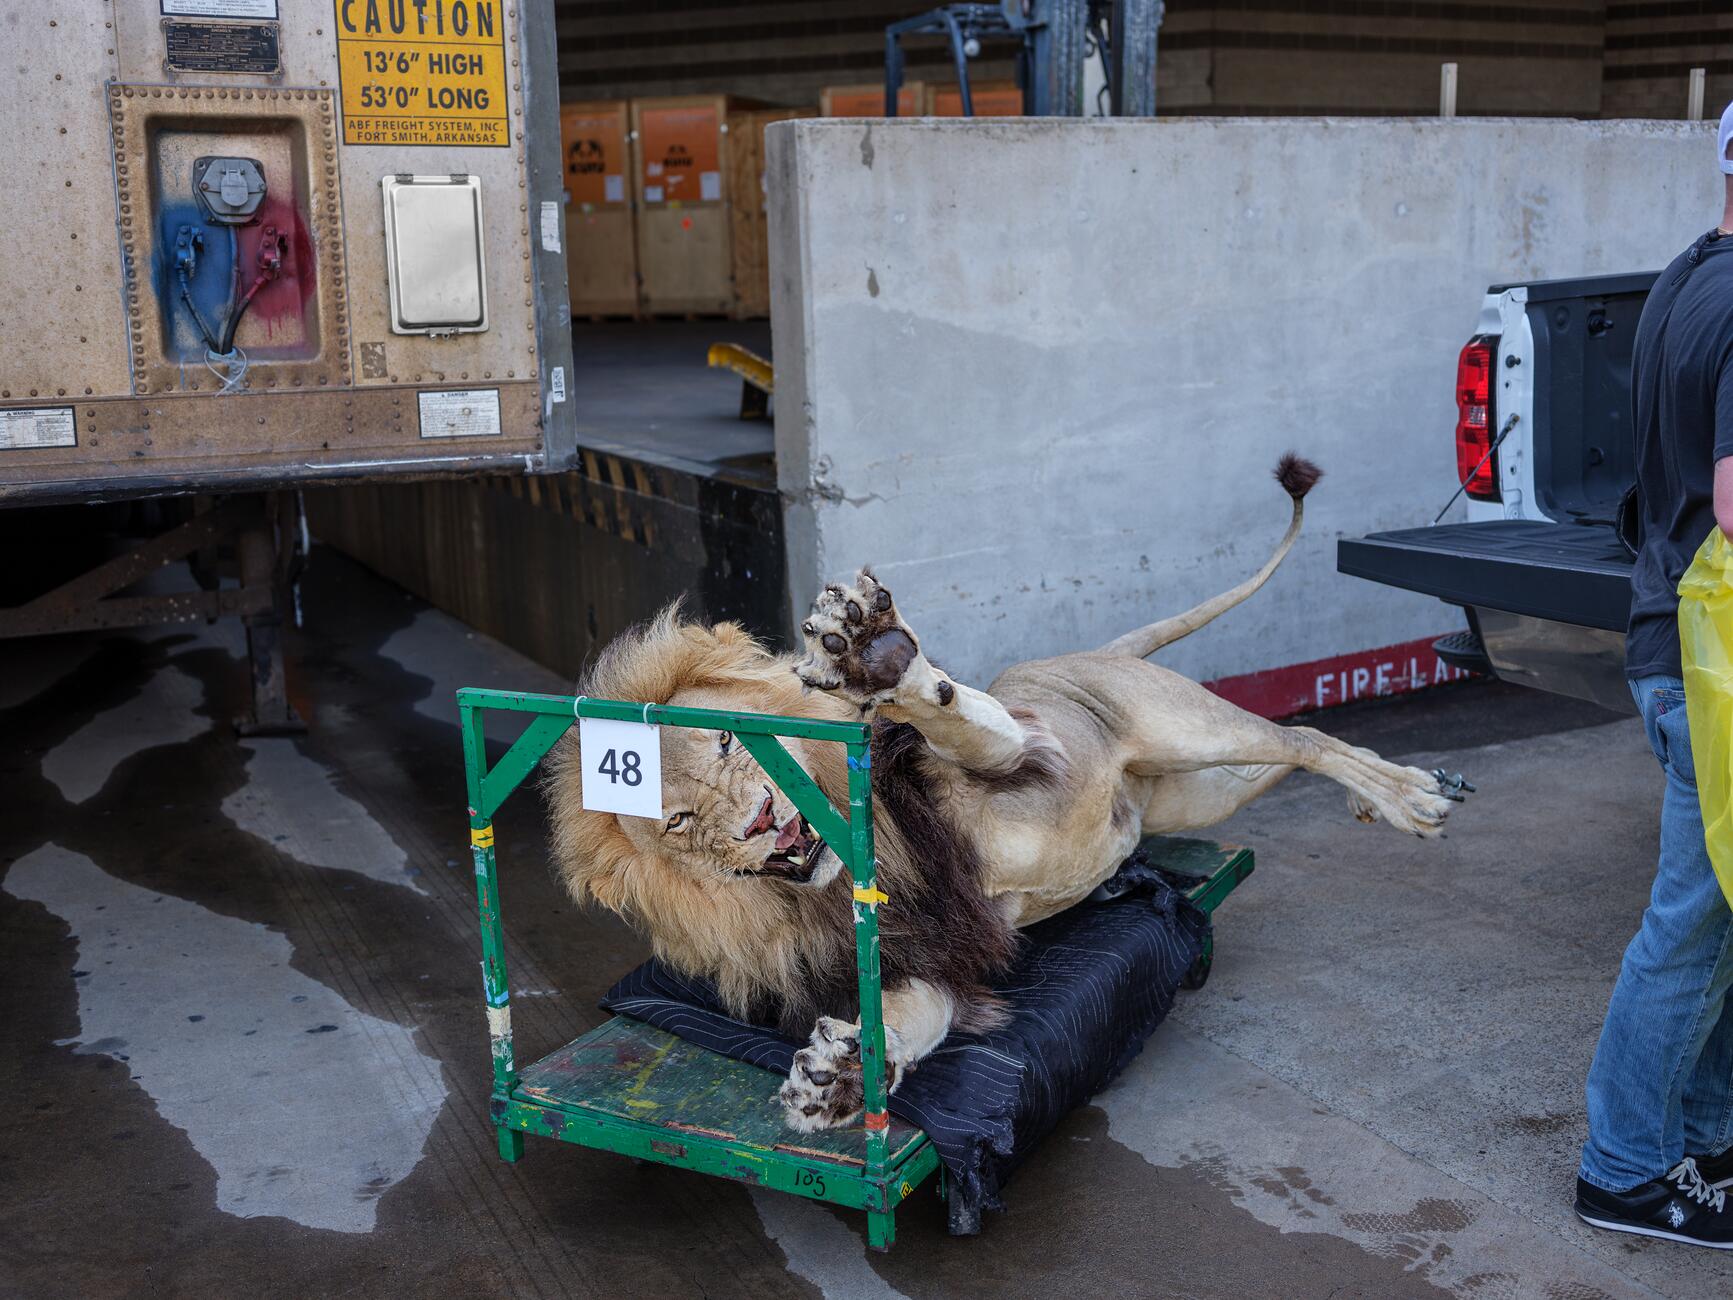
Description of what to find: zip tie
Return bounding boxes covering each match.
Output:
[642,701,654,724]
[852,885,889,907]
[204,344,250,395]
[573,693,587,718]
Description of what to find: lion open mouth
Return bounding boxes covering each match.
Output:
[741,790,828,881]
[765,814,824,874]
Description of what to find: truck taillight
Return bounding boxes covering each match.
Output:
[1454,336,1500,502]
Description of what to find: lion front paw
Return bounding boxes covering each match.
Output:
[777,1016,903,1133]
[779,1017,865,1132]
[795,570,929,709]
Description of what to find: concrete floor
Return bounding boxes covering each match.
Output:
[0,548,1727,1299]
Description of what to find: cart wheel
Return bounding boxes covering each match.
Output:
[946,1184,983,1237]
[1181,952,1212,991]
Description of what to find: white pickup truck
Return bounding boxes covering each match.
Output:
[1338,272,1653,714]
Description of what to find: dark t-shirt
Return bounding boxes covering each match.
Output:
[1626,232,1733,681]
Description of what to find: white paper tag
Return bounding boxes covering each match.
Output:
[539,201,561,253]
[604,174,624,203]
[0,407,76,450]
[578,717,662,819]
[549,366,566,403]
[644,185,664,203]
[699,170,722,201]
[418,389,501,438]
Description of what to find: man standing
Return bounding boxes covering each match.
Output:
[1575,104,1733,1247]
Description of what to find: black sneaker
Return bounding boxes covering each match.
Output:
[1576,1159,1733,1248]
[1693,1148,1733,1191]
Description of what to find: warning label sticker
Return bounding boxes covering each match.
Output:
[0,407,77,451]
[163,0,278,18]
[333,1,510,148]
[418,388,501,438]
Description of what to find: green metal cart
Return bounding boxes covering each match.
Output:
[460,686,1252,1249]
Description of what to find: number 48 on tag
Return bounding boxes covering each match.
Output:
[578,717,663,819]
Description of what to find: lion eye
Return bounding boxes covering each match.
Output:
[665,812,692,832]
[718,731,732,756]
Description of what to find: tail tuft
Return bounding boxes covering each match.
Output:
[1275,452,1324,500]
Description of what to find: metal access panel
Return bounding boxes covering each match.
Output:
[383,175,489,334]
[0,0,575,507]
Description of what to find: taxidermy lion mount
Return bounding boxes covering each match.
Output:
[545,455,1471,1131]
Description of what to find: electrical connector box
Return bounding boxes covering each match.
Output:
[192,155,267,225]
[0,0,573,505]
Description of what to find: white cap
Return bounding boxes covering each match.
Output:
[1720,100,1733,175]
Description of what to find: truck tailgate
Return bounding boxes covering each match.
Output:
[1337,520,1631,631]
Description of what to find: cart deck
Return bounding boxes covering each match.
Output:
[460,687,1251,1248]
[497,1015,941,1214]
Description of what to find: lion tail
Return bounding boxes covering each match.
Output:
[1097,453,1322,660]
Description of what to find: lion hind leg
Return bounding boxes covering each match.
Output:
[1131,701,1458,838]
[1139,763,1295,835]
[1240,724,1457,837]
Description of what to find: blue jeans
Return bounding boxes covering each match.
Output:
[1580,675,1733,1191]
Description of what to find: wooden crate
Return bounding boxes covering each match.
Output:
[728,107,811,319]
[632,95,737,316]
[930,81,1025,116]
[819,81,927,116]
[561,100,639,317]
[632,95,808,319]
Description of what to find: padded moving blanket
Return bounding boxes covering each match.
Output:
[601,857,1208,1212]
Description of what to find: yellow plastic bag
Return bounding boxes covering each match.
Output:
[1680,527,1733,910]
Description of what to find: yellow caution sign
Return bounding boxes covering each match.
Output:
[333,0,510,148]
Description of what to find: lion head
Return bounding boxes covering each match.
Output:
[542,605,858,1016]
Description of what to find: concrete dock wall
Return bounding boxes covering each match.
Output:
[768,117,1718,708]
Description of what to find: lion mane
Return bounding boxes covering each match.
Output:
[543,604,1018,1038]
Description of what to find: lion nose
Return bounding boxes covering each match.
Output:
[742,790,777,840]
